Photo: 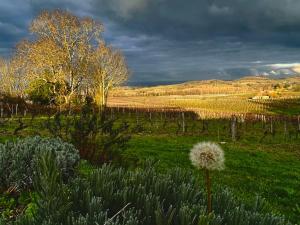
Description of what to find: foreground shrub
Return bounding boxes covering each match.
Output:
[45,101,131,164]
[0,136,80,191]
[10,157,290,225]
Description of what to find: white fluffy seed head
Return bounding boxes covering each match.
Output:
[189,142,225,171]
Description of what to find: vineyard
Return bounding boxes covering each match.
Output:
[107,95,300,119]
[0,104,300,144]
[108,76,300,119]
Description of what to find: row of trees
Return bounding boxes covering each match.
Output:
[0,10,129,109]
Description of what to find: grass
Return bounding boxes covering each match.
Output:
[268,98,300,115]
[125,135,300,223]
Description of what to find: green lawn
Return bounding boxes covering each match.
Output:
[125,135,300,223]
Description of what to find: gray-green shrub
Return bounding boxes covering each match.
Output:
[0,136,79,191]
[13,157,291,225]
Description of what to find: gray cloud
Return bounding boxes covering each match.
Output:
[1,0,300,83]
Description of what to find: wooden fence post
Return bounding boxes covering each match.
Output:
[231,115,237,142]
[15,104,18,116]
[182,112,185,133]
[136,109,139,126]
[0,103,3,118]
[283,119,288,140]
[270,117,275,137]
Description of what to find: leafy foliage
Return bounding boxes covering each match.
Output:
[26,79,62,105]
[0,136,80,191]
[0,191,33,222]
[31,150,71,224]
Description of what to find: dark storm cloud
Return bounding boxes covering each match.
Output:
[0,0,30,56]
[117,36,300,82]
[92,0,300,43]
[1,0,300,83]
[89,0,300,82]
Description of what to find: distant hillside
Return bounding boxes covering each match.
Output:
[112,76,300,97]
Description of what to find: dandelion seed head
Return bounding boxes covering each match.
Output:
[189,142,225,171]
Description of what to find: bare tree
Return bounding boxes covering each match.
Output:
[90,43,130,110]
[0,57,27,97]
[0,58,12,95]
[8,9,129,109]
[17,9,103,105]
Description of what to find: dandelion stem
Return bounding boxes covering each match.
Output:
[205,169,212,213]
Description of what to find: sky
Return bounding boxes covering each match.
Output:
[1,0,300,85]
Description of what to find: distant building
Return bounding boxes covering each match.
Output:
[251,95,270,100]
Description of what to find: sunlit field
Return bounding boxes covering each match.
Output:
[109,76,300,118]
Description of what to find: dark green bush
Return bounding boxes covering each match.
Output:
[26,78,64,106]
[45,102,131,164]
[0,136,80,191]
[11,156,290,225]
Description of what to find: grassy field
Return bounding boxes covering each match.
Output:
[0,113,300,223]
[125,135,300,222]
